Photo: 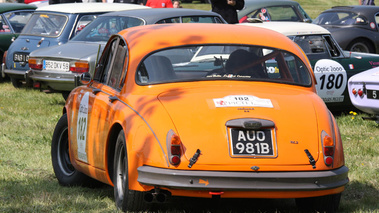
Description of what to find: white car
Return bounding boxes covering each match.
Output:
[348,67,379,123]
[239,21,379,112]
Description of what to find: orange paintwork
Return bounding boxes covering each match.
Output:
[64,24,346,199]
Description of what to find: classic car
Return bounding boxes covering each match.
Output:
[240,21,379,112]
[26,8,225,99]
[0,3,36,82]
[51,23,348,212]
[348,67,379,123]
[1,3,148,88]
[313,5,379,53]
[238,0,312,23]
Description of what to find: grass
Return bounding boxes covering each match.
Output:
[1,0,378,212]
[0,80,378,213]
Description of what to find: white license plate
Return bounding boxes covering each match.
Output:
[43,60,69,72]
[229,128,275,157]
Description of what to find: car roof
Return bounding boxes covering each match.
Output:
[120,23,309,65]
[35,2,148,13]
[100,8,225,23]
[0,3,37,13]
[239,22,330,36]
[321,5,379,15]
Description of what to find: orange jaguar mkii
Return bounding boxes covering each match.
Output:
[51,23,348,212]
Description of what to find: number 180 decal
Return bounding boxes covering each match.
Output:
[314,59,347,103]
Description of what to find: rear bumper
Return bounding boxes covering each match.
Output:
[26,70,81,92]
[137,166,349,192]
[3,68,26,79]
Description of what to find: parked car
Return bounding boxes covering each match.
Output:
[1,3,148,88]
[348,67,379,123]
[0,3,36,82]
[240,21,379,112]
[313,5,379,54]
[238,0,312,23]
[26,8,226,99]
[51,23,348,212]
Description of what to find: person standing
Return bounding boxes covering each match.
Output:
[359,0,375,5]
[211,0,244,24]
[145,0,173,8]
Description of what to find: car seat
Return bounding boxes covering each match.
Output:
[143,55,177,83]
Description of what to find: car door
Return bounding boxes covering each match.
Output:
[71,36,128,172]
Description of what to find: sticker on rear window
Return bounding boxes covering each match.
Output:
[213,95,273,108]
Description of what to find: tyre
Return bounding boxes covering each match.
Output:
[113,130,144,212]
[347,39,375,53]
[51,114,89,186]
[11,77,22,88]
[295,193,341,213]
[62,92,70,100]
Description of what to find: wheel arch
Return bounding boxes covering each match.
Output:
[347,37,376,53]
[106,123,123,186]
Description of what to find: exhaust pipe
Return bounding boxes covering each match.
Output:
[143,189,171,203]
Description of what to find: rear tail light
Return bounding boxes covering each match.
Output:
[28,58,43,70]
[70,61,89,73]
[166,130,182,166]
[352,86,366,97]
[321,131,334,166]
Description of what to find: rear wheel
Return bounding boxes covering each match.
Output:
[296,193,341,213]
[11,77,22,88]
[51,113,89,186]
[113,130,144,212]
[347,39,375,53]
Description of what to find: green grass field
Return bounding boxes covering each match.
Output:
[0,0,378,212]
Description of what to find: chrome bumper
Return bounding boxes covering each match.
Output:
[137,166,349,191]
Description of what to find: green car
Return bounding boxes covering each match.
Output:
[240,21,379,112]
[0,3,36,81]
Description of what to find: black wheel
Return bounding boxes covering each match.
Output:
[113,130,144,212]
[62,92,70,100]
[296,193,341,213]
[11,77,22,88]
[347,39,375,53]
[51,114,89,186]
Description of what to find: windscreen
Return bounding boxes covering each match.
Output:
[137,45,312,87]
[313,12,367,25]
[72,16,144,42]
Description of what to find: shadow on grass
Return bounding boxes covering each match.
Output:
[340,180,379,212]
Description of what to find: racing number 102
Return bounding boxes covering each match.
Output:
[319,73,344,90]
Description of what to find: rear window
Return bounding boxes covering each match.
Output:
[21,13,68,37]
[136,45,312,87]
[313,12,367,25]
[72,16,144,42]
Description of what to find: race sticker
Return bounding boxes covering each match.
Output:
[314,59,347,103]
[76,92,89,163]
[214,95,273,108]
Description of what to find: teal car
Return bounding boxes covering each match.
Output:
[240,22,379,112]
[0,3,36,82]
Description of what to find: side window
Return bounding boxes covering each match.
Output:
[0,15,10,33]
[94,37,128,90]
[375,13,379,28]
[75,15,98,36]
[5,11,34,33]
[324,35,341,57]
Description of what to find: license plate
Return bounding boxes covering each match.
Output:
[367,90,379,99]
[13,53,29,62]
[43,60,69,72]
[229,128,275,157]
